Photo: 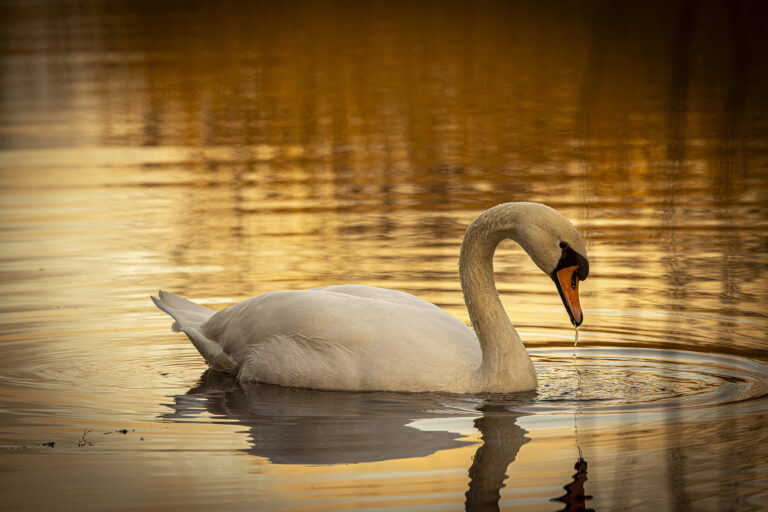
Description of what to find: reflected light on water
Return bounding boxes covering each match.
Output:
[1,0,768,510]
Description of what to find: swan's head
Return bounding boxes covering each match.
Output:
[549,239,589,327]
[508,203,590,327]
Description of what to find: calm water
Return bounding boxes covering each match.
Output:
[1,1,768,510]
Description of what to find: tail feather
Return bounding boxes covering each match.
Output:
[151,290,235,373]
[152,290,214,330]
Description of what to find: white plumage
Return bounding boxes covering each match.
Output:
[152,202,589,393]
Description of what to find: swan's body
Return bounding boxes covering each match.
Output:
[153,202,589,393]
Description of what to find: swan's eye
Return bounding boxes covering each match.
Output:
[559,241,567,249]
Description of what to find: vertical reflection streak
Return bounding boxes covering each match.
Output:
[662,0,695,507]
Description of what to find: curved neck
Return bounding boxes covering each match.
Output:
[459,205,536,391]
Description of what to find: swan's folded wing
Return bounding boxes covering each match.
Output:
[199,286,481,391]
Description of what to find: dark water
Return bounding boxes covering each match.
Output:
[1,1,767,510]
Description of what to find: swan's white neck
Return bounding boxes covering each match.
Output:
[459,204,537,392]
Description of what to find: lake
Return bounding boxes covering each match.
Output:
[1,1,767,510]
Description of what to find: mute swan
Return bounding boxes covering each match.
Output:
[152,202,589,393]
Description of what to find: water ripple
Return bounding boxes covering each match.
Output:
[528,347,768,413]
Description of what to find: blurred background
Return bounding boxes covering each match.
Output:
[2,0,767,351]
[1,0,767,510]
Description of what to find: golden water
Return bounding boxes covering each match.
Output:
[1,1,768,510]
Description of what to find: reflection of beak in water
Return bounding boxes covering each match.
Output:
[465,403,530,511]
[163,370,475,465]
[551,457,595,512]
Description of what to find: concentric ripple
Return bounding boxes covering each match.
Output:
[527,347,768,413]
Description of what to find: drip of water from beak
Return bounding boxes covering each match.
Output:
[573,326,582,395]
[573,325,584,460]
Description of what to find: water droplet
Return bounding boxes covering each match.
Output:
[573,327,582,396]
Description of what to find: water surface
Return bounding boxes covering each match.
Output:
[1,1,768,510]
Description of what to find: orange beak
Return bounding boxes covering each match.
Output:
[555,265,583,327]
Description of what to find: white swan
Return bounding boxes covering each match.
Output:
[152,202,589,393]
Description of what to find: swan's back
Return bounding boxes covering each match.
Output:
[200,285,481,391]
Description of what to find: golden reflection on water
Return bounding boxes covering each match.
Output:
[1,0,768,510]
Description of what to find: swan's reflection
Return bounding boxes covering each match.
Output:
[465,402,531,511]
[551,458,595,512]
[164,371,530,504]
[164,370,483,464]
